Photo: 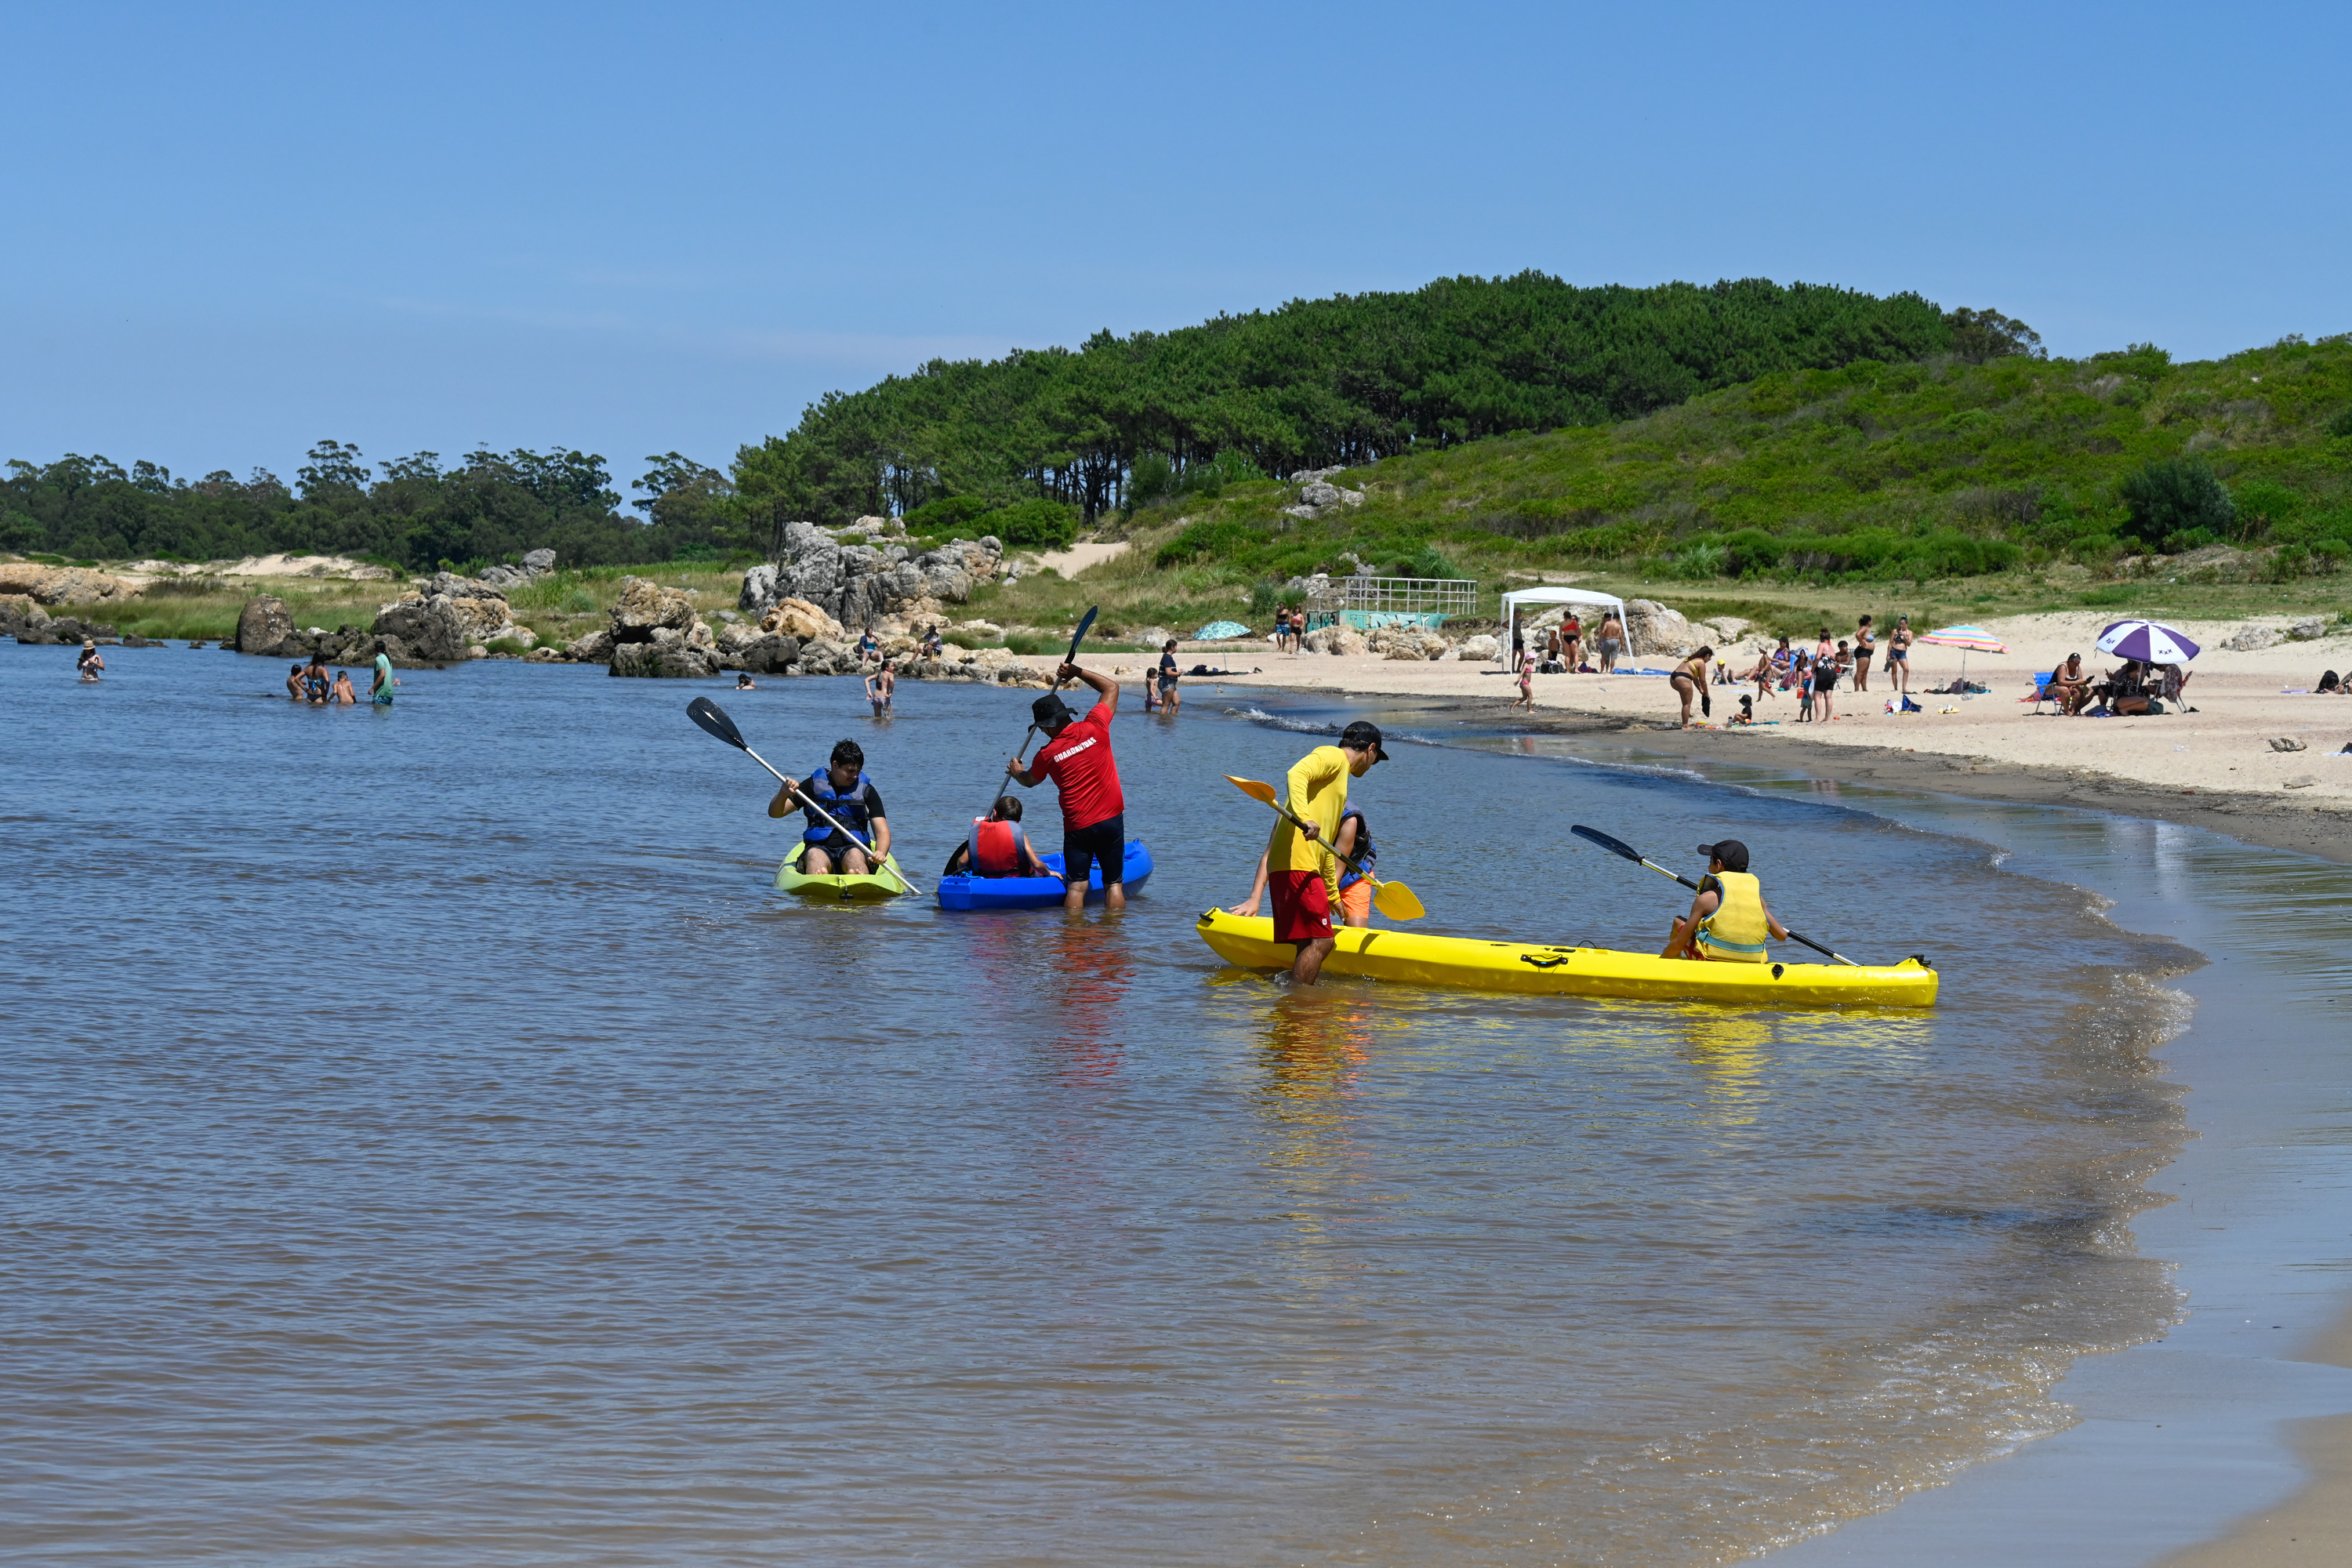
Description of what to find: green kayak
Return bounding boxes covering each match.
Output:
[774,852,911,902]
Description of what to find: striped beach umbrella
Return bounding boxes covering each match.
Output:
[1914,624,2009,653]
[1914,624,2008,690]
[2096,619,2201,663]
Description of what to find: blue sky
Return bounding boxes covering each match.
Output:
[3,1,2345,492]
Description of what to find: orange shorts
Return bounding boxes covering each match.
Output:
[1338,878,1372,925]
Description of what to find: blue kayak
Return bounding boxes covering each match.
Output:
[936,840,1153,910]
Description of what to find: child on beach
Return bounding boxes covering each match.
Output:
[1512,651,1535,712]
[1795,654,1816,721]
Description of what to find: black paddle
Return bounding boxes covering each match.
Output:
[1570,823,1855,965]
[687,696,924,895]
[992,605,1097,804]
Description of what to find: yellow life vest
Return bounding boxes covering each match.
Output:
[1694,871,1770,961]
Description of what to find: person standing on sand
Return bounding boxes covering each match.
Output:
[1853,615,1875,694]
[1262,721,1388,985]
[1007,662,1129,913]
[370,651,397,707]
[1512,648,1536,711]
[1887,616,1912,695]
[1670,647,1714,728]
[1563,612,1583,670]
[1817,644,1841,721]
[1597,612,1623,673]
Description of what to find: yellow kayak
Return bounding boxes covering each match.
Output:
[775,854,910,902]
[1194,909,1937,1007]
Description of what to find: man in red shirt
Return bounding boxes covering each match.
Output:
[1007,662,1129,912]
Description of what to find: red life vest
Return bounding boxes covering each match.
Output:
[970,818,1019,877]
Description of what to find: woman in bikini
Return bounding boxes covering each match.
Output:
[1887,615,1913,695]
[1852,615,1875,694]
[1670,646,1715,728]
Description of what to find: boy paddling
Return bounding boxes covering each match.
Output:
[1660,839,1791,961]
[1264,720,1388,985]
[773,739,891,874]
[1007,662,1129,911]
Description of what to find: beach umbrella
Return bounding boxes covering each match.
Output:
[2096,619,2201,663]
[1915,624,2008,689]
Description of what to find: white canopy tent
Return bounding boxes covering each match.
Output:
[1497,587,1632,666]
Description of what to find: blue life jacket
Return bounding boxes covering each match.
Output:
[800,769,876,845]
[1337,806,1375,889]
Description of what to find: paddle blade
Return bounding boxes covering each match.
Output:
[1065,605,1098,661]
[687,697,746,749]
[1373,880,1425,920]
[1224,773,1280,805]
[1570,823,1642,862]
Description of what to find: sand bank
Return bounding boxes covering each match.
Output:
[1070,610,2352,864]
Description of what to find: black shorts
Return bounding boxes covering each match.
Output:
[1062,812,1127,887]
[804,831,869,862]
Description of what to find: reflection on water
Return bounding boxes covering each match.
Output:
[0,651,2227,1567]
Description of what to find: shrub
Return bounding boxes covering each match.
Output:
[1127,453,1175,509]
[2230,479,2303,539]
[989,499,1080,549]
[2118,457,2235,550]
[903,495,999,532]
[2329,405,2352,438]
[485,637,530,657]
[1395,543,1465,579]
[1156,516,1259,566]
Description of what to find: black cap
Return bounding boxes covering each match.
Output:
[1340,720,1389,761]
[1032,692,1073,729]
[1697,839,1749,872]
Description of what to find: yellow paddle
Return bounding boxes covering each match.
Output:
[1224,774,1425,920]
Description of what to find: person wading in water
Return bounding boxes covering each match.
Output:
[1660,840,1791,962]
[1262,720,1388,985]
[1007,662,1131,912]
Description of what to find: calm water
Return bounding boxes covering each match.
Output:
[4,645,2198,1565]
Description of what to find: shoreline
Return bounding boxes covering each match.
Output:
[1205,685,2352,1568]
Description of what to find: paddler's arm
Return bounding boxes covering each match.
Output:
[867,813,891,861]
[768,778,807,818]
[1059,662,1117,717]
[1757,896,1791,943]
[1225,851,1271,917]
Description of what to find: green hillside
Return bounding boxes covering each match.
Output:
[1129,335,2352,593]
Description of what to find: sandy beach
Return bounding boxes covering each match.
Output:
[1077,611,2352,865]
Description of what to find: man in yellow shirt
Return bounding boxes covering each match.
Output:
[1266,720,1388,984]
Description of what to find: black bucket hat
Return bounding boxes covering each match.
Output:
[1032,692,1074,729]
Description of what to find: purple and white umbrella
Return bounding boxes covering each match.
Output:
[2096,620,2201,663]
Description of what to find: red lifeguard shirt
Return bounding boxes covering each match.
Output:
[1031,703,1123,829]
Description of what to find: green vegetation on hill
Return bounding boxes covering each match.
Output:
[729,274,1964,529]
[1118,335,2352,595]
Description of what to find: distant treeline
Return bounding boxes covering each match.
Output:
[731,274,1994,531]
[0,445,739,571]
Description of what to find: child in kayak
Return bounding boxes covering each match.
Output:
[943,796,1050,879]
[1007,662,1128,912]
[1661,840,1791,962]
[773,739,891,875]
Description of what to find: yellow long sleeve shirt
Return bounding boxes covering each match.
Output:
[1268,744,1349,897]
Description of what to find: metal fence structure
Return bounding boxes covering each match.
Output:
[1301,576,1479,633]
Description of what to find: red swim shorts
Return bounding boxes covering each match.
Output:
[1270,869,1334,942]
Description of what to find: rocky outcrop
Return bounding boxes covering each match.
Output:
[2223,623,2287,652]
[739,524,1003,628]
[234,594,297,654]
[757,596,847,642]
[359,574,528,662]
[0,563,140,605]
[3,593,121,644]
[1304,626,1370,656]
[604,576,720,677]
[1454,633,1501,661]
[1623,599,1697,657]
[1367,623,1450,661]
[1282,470,1367,521]
[477,547,557,588]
